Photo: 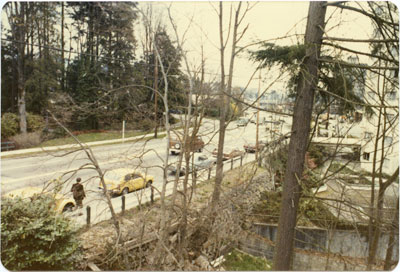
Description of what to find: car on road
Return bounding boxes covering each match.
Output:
[169,155,217,176]
[243,141,266,153]
[169,109,183,114]
[237,118,249,127]
[99,168,153,196]
[212,147,244,161]
[169,135,205,155]
[3,186,76,213]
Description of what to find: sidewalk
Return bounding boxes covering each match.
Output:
[0,114,194,159]
[0,131,167,158]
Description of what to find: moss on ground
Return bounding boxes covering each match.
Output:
[222,248,272,271]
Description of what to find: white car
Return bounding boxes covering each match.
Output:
[169,155,217,176]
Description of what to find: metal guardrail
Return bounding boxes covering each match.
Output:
[1,141,16,151]
[83,155,251,227]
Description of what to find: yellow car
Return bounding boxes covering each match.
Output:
[99,168,154,196]
[3,186,75,213]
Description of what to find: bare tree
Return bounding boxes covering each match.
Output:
[5,2,28,134]
[210,1,252,219]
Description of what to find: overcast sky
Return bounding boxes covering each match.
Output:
[138,1,374,93]
[1,1,376,94]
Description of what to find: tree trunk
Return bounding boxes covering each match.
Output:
[14,2,27,134]
[210,1,241,217]
[369,167,399,268]
[61,2,65,91]
[384,197,399,270]
[209,2,227,216]
[273,2,326,270]
[367,63,384,268]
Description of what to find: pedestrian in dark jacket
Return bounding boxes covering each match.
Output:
[71,177,85,209]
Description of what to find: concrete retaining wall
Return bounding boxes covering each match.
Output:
[239,223,398,270]
[251,223,398,260]
[240,234,382,270]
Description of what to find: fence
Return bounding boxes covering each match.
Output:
[1,141,16,151]
[80,154,254,227]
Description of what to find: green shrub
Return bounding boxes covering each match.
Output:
[252,191,282,223]
[1,112,45,139]
[140,118,154,131]
[308,144,326,167]
[27,112,45,132]
[11,131,42,148]
[1,195,82,270]
[1,112,19,139]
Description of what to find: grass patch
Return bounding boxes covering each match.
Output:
[359,170,392,180]
[339,176,371,185]
[222,248,272,271]
[253,190,355,229]
[40,130,152,147]
[327,162,357,175]
[39,123,187,148]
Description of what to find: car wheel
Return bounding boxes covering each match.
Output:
[122,188,129,195]
[62,203,74,213]
[146,181,152,188]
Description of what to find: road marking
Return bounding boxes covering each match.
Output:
[1,156,143,185]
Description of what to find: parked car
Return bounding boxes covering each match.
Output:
[169,135,205,155]
[212,147,244,161]
[244,141,266,153]
[3,186,76,213]
[169,109,182,114]
[99,168,153,196]
[237,118,249,127]
[195,155,217,170]
[169,155,217,176]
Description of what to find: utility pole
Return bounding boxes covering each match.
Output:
[153,43,158,138]
[256,69,261,160]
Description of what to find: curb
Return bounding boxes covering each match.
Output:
[1,131,167,158]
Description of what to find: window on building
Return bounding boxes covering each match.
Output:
[387,91,397,100]
[364,132,373,140]
[384,136,393,147]
[363,152,370,161]
[383,158,390,169]
[386,114,396,123]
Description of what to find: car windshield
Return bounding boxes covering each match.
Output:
[197,155,208,161]
[104,171,125,181]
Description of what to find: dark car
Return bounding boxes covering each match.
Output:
[169,109,182,114]
[212,147,244,161]
[244,141,266,153]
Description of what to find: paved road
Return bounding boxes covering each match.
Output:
[1,113,293,225]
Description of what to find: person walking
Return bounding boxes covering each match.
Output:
[71,177,85,209]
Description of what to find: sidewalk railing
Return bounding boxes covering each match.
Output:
[80,154,254,227]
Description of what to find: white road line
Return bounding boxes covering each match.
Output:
[1,141,163,172]
[1,156,142,185]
